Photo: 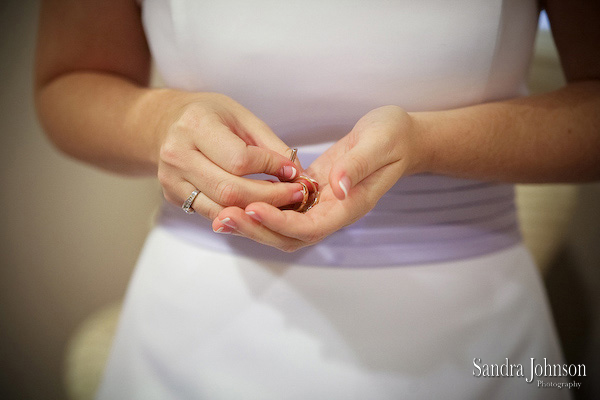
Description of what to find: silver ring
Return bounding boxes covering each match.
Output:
[182,189,201,214]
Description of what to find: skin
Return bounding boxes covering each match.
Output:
[35,0,304,221]
[36,0,600,252]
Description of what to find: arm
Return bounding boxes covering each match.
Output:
[414,81,600,184]
[415,0,600,183]
[332,0,600,190]
[35,0,157,175]
[426,0,600,182]
[323,0,600,204]
[35,0,303,219]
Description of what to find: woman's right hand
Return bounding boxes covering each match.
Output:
[155,91,305,220]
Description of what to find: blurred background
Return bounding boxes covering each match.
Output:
[1,1,598,399]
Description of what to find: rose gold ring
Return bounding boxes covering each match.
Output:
[281,148,320,213]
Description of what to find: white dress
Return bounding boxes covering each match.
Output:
[97,1,572,399]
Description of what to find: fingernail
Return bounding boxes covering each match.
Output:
[280,165,297,180]
[291,190,304,203]
[213,226,231,234]
[220,217,237,230]
[245,211,262,222]
[339,176,351,199]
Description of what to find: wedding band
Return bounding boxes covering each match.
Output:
[182,189,201,214]
[297,175,318,192]
[304,189,320,212]
[294,182,309,212]
[280,148,321,213]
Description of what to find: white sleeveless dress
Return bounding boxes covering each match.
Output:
[97,1,572,399]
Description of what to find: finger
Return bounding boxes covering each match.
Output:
[327,132,396,200]
[243,200,347,243]
[211,207,306,252]
[185,150,306,208]
[160,145,305,208]
[232,107,308,175]
[164,180,224,221]
[304,135,351,183]
[235,108,295,160]
[193,114,299,180]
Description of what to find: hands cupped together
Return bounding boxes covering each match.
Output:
[154,91,424,251]
[206,105,426,252]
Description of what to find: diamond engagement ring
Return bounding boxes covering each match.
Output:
[289,148,298,163]
[182,189,201,214]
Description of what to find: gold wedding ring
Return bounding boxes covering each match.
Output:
[282,149,320,213]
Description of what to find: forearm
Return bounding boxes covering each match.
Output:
[414,80,600,183]
[36,72,178,176]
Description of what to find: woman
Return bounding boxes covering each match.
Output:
[36,0,598,399]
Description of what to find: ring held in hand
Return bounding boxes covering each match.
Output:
[280,149,320,213]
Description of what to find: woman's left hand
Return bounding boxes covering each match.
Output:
[211,106,427,251]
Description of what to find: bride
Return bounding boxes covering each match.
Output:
[35,0,598,398]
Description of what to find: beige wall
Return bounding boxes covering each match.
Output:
[1,1,160,398]
[0,1,598,399]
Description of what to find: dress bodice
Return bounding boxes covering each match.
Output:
[141,0,540,266]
